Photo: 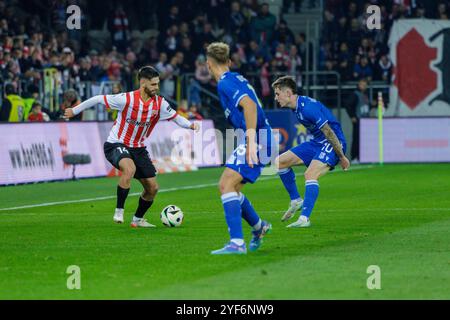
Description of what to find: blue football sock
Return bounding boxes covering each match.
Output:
[221,192,244,240]
[301,180,319,218]
[278,168,301,201]
[239,193,261,230]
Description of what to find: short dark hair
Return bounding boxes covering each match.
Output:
[271,76,297,94]
[32,101,42,109]
[138,66,159,81]
[4,84,15,95]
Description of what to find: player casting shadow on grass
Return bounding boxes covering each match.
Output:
[64,66,198,228]
[273,76,350,228]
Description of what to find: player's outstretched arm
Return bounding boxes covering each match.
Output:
[63,95,104,119]
[172,115,199,131]
[320,123,350,171]
[240,96,258,168]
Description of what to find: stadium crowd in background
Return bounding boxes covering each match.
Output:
[0,0,449,122]
[321,0,449,82]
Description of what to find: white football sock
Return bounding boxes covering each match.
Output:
[230,238,245,246]
[253,219,262,231]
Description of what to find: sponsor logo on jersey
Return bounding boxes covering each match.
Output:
[126,119,152,127]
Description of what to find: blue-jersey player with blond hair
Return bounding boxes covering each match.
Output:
[206,42,273,255]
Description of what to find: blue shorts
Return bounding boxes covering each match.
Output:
[225,143,271,184]
[290,140,347,170]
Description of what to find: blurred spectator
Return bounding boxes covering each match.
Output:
[229,1,248,43]
[282,0,302,13]
[0,83,24,122]
[105,82,122,121]
[247,40,268,70]
[437,2,449,19]
[188,104,204,120]
[255,55,272,106]
[337,57,352,81]
[155,52,170,92]
[346,78,373,163]
[159,24,180,57]
[179,22,191,39]
[163,5,181,32]
[250,2,276,45]
[0,84,12,122]
[319,41,333,70]
[336,16,349,44]
[179,37,195,72]
[60,89,82,121]
[177,100,189,119]
[323,10,338,43]
[347,18,362,53]
[230,51,248,74]
[194,54,213,87]
[295,32,312,70]
[188,54,214,106]
[377,54,392,83]
[78,56,95,81]
[160,55,179,99]
[108,5,130,53]
[353,56,373,81]
[139,36,159,65]
[273,20,295,47]
[28,101,49,122]
[242,0,259,21]
[357,38,371,57]
[273,43,290,72]
[287,45,302,87]
[367,48,377,71]
[22,84,40,121]
[195,23,217,53]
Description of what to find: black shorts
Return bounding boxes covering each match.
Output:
[104,142,157,179]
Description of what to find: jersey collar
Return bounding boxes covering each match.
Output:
[220,71,230,80]
[295,95,301,113]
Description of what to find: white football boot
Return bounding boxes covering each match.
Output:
[113,208,124,224]
[286,215,311,228]
[281,199,304,222]
[130,218,156,228]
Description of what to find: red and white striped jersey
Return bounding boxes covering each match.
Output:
[103,90,177,148]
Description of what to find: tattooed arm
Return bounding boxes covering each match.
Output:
[321,123,350,170]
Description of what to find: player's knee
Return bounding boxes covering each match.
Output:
[122,165,136,179]
[277,156,292,170]
[304,170,319,181]
[149,182,159,195]
[274,156,281,169]
[218,180,232,194]
[218,181,225,194]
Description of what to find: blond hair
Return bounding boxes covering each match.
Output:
[206,42,230,65]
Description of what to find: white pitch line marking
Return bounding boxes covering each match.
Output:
[0,165,375,212]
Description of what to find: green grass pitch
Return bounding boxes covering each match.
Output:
[0,164,449,299]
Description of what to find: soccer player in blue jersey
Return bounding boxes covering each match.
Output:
[272,76,350,228]
[206,42,273,255]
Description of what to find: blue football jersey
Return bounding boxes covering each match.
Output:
[294,96,346,144]
[217,71,271,132]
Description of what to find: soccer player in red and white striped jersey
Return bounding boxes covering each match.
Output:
[64,66,198,228]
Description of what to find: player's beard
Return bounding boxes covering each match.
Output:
[144,87,156,97]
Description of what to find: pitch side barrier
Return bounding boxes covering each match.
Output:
[0,120,218,185]
[360,117,450,163]
[0,120,284,185]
